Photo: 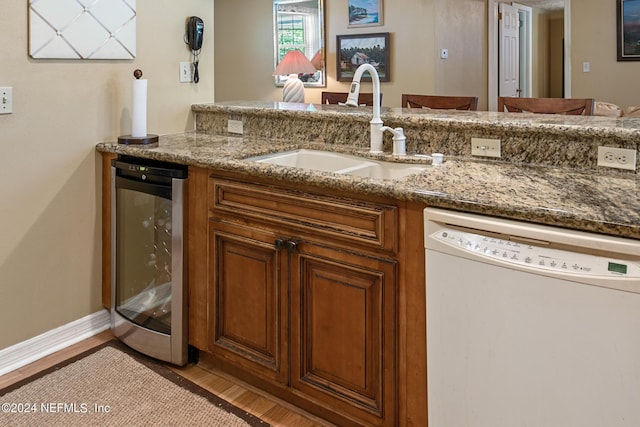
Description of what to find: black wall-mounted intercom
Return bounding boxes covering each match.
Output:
[184,16,204,83]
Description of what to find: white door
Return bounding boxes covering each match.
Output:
[499,3,520,98]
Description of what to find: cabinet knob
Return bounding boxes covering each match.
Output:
[274,239,286,250]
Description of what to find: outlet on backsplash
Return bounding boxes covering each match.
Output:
[597,146,637,171]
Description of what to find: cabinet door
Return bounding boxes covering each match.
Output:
[290,243,397,426]
[208,219,288,384]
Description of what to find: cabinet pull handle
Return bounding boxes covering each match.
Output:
[285,239,299,253]
[274,239,286,250]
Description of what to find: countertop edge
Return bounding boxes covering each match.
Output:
[96,134,640,240]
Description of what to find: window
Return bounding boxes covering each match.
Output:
[277,13,309,60]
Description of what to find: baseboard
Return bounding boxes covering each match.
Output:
[0,309,111,376]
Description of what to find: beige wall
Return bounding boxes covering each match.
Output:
[214,0,275,104]
[0,0,214,349]
[548,12,564,98]
[327,0,437,108]
[572,0,640,109]
[531,9,550,97]
[434,0,487,108]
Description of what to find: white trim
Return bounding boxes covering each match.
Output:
[0,309,110,376]
[514,3,533,98]
[488,0,499,111]
[564,0,571,97]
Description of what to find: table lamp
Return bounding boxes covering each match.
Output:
[273,50,317,103]
[311,49,323,71]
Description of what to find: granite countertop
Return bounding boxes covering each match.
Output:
[96,131,640,240]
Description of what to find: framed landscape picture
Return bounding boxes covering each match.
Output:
[348,0,383,27]
[337,32,390,82]
[617,0,640,61]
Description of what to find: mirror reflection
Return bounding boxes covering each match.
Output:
[213,0,637,111]
[273,0,325,87]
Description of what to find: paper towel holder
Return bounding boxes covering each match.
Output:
[118,69,159,145]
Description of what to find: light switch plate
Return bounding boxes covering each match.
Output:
[0,87,12,114]
[179,62,192,83]
[228,120,244,135]
[471,137,501,158]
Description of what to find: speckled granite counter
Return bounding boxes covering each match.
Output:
[96,128,640,240]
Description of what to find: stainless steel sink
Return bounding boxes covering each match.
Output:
[246,149,428,180]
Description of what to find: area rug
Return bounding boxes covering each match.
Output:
[0,341,269,427]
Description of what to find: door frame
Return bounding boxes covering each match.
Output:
[488,0,571,111]
[516,4,533,98]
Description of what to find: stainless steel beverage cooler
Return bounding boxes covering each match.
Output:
[111,156,188,365]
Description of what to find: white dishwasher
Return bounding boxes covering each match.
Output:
[424,207,640,427]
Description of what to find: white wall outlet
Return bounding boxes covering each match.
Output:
[227,119,244,135]
[440,48,449,59]
[597,146,637,171]
[471,137,501,158]
[1,87,13,114]
[179,62,192,83]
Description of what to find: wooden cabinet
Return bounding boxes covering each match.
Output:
[208,219,288,383]
[101,160,427,426]
[206,176,398,426]
[290,243,396,424]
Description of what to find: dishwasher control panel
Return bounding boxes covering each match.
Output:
[431,227,640,279]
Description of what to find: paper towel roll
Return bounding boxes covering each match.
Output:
[132,78,147,137]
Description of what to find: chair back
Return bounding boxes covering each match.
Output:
[321,91,380,106]
[498,97,595,115]
[401,94,478,111]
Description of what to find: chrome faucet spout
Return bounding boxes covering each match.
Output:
[345,63,383,153]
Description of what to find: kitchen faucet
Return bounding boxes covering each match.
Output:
[344,63,386,153]
[345,63,445,163]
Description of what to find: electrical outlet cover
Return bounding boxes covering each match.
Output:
[597,146,637,171]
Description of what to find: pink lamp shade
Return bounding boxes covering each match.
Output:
[273,50,316,103]
[273,50,317,76]
[310,50,323,70]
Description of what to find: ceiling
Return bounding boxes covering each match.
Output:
[519,0,564,12]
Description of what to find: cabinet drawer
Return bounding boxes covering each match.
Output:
[210,178,397,252]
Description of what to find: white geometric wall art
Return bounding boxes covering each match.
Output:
[29,0,136,60]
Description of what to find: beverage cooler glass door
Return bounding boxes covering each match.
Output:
[111,157,188,365]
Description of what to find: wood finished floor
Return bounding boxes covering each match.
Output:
[0,331,335,427]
